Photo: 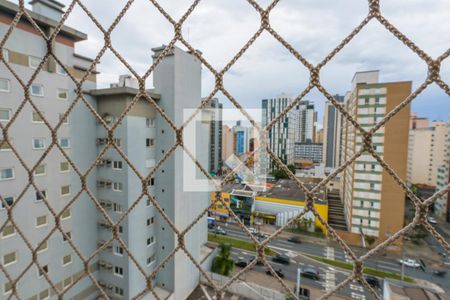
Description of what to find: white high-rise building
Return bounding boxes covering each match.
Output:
[0,1,208,298]
[295,100,317,144]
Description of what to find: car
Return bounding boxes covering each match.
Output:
[364,275,380,288]
[235,259,248,268]
[248,227,258,234]
[272,254,290,265]
[214,226,227,235]
[287,236,302,244]
[208,223,214,229]
[427,217,437,224]
[266,268,285,278]
[249,255,264,266]
[399,258,420,268]
[432,270,446,277]
[301,268,320,281]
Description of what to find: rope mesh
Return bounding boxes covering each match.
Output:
[0,0,449,299]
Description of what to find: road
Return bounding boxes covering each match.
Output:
[230,247,378,300]
[217,227,450,293]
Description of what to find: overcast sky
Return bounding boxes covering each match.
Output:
[18,0,450,125]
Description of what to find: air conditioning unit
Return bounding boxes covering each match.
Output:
[98,220,112,229]
[96,160,105,166]
[97,180,106,187]
[100,200,113,209]
[98,240,112,250]
[104,159,112,167]
[98,260,113,270]
[105,181,113,188]
[96,138,107,146]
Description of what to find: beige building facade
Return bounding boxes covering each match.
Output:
[341,70,410,244]
[221,124,234,163]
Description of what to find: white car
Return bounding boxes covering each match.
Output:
[248,227,258,234]
[427,217,437,225]
[399,259,420,268]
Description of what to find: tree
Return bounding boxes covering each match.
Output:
[211,243,234,276]
[272,164,296,180]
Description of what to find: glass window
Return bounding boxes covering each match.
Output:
[32,111,44,122]
[28,56,41,69]
[30,84,44,97]
[147,255,155,265]
[3,251,16,266]
[39,289,49,300]
[115,286,124,296]
[62,231,71,243]
[2,223,15,238]
[36,215,47,227]
[0,196,13,209]
[113,203,122,213]
[37,241,48,253]
[113,161,123,170]
[114,246,123,256]
[60,161,70,172]
[0,139,12,151]
[0,168,14,180]
[35,190,46,201]
[56,64,67,76]
[114,266,123,277]
[58,138,70,149]
[63,277,72,288]
[4,281,12,295]
[2,49,9,62]
[0,108,10,121]
[57,89,68,100]
[62,254,72,266]
[32,138,45,149]
[59,113,68,124]
[61,209,71,220]
[34,164,46,176]
[60,185,70,196]
[147,236,154,245]
[37,265,48,278]
[113,182,123,192]
[0,78,10,92]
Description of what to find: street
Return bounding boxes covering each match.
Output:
[218,226,450,294]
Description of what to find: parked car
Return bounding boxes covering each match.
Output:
[301,268,320,280]
[249,256,264,266]
[235,259,248,268]
[427,217,437,224]
[287,236,302,244]
[272,254,290,265]
[248,227,258,234]
[399,258,420,268]
[432,270,447,277]
[214,226,227,235]
[266,268,285,278]
[364,275,380,288]
[208,223,215,229]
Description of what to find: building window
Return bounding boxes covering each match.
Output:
[58,138,70,149]
[62,231,71,243]
[113,161,123,170]
[147,236,154,246]
[2,223,15,238]
[37,241,48,253]
[32,111,44,123]
[36,215,47,227]
[32,138,46,150]
[146,198,152,206]
[150,178,155,186]
[59,113,69,124]
[0,108,11,121]
[114,266,124,277]
[57,89,68,100]
[34,164,46,176]
[2,49,9,62]
[30,84,44,97]
[146,138,154,147]
[60,185,70,196]
[60,161,70,173]
[61,209,71,220]
[4,281,12,295]
[62,254,72,266]
[113,182,123,192]
[114,246,124,256]
[0,78,10,92]
[0,139,12,151]
[56,64,67,76]
[0,168,14,181]
[147,255,156,266]
[147,217,154,226]
[28,56,41,69]
[3,251,16,266]
[115,286,124,296]
[35,190,46,202]
[0,196,13,209]
[37,265,49,278]
[38,289,49,300]
[63,277,72,288]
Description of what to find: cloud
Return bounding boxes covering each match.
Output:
[12,0,450,123]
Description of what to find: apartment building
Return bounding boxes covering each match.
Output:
[407,120,448,187]
[322,95,344,168]
[435,113,450,222]
[294,142,323,163]
[295,100,317,144]
[232,121,250,156]
[0,1,208,299]
[340,70,411,244]
[204,98,223,175]
[261,94,296,168]
[221,124,234,163]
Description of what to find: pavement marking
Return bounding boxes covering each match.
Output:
[351,292,366,300]
[323,269,336,291]
[344,253,353,263]
[324,247,335,260]
[350,284,364,292]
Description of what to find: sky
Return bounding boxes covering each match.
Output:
[17,0,450,125]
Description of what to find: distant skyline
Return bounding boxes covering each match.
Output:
[14,0,450,123]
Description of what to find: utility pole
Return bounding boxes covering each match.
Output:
[296,267,301,297]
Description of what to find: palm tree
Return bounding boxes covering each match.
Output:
[211,243,234,276]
